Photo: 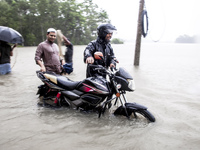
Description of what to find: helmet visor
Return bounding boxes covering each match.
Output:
[105,29,116,34]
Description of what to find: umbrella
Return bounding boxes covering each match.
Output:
[0,26,24,44]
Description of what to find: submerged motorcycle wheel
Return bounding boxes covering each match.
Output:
[37,96,58,107]
[114,106,155,122]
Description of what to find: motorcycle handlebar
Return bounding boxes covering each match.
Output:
[110,66,117,72]
[114,58,119,63]
[88,64,109,74]
[88,64,104,69]
[88,64,117,75]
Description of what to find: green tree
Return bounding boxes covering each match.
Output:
[0,0,110,46]
[80,0,110,44]
[111,38,124,44]
[0,0,30,45]
[0,1,11,26]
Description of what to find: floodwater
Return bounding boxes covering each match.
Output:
[0,43,200,150]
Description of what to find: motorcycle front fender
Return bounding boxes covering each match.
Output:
[125,102,147,110]
[114,102,147,116]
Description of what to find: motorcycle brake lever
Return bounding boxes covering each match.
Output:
[110,67,117,72]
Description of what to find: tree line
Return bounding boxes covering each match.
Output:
[175,34,199,43]
[0,0,110,46]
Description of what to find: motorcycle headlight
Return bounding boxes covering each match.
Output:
[127,79,135,91]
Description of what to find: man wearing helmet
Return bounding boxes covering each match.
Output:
[84,23,117,77]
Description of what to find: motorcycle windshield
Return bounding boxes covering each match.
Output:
[115,67,133,80]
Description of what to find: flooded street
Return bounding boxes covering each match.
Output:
[0,43,200,150]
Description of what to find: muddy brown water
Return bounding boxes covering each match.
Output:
[0,43,200,150]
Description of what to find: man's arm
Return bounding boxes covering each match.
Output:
[60,57,65,65]
[36,60,46,72]
[10,44,17,56]
[84,41,96,64]
[35,44,46,72]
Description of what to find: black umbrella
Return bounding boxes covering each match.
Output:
[0,26,24,44]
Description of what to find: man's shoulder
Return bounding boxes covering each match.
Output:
[86,40,96,47]
[38,41,46,46]
[89,39,97,44]
[38,41,58,47]
[52,42,58,46]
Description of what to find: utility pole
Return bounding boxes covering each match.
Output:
[134,0,145,66]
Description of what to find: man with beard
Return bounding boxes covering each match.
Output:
[84,23,118,77]
[35,28,64,74]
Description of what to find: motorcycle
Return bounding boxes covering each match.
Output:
[36,52,155,122]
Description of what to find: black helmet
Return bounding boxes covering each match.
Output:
[97,23,117,39]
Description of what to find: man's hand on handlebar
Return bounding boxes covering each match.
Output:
[110,63,117,72]
[86,57,94,64]
[40,66,46,72]
[110,63,115,68]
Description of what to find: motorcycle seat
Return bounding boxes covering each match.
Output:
[43,73,81,90]
[57,76,81,90]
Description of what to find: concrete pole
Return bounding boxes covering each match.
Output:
[134,0,144,66]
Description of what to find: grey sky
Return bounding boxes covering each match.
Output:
[92,0,200,42]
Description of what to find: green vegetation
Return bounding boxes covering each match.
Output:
[0,0,110,46]
[111,38,124,44]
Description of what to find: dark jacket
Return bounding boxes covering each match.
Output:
[0,42,12,64]
[84,37,116,78]
[84,37,116,68]
[65,44,73,63]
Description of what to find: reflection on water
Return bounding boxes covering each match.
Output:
[0,43,200,150]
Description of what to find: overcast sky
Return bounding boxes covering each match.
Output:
[92,0,200,42]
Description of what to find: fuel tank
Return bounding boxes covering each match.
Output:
[77,76,110,95]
